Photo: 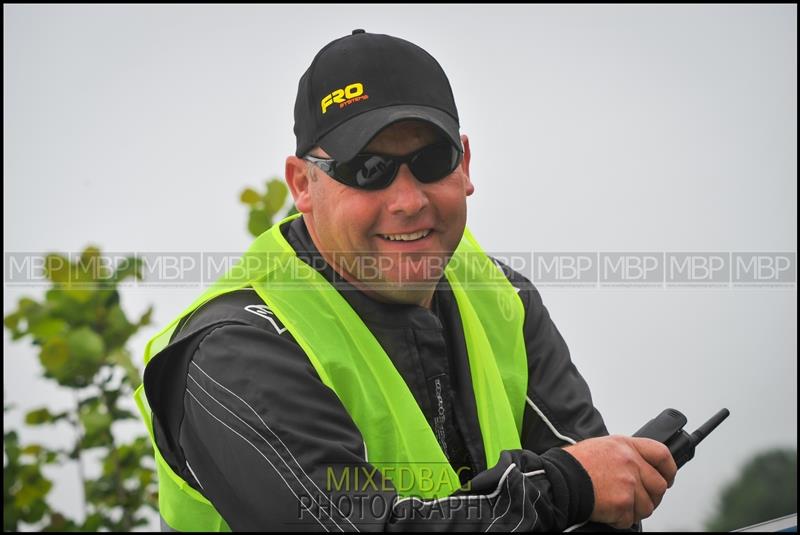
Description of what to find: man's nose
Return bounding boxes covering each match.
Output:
[385,164,430,216]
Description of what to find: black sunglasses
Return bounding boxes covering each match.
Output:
[303,142,462,190]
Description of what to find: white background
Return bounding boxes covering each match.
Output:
[4,5,797,531]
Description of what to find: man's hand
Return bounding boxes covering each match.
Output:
[563,435,678,529]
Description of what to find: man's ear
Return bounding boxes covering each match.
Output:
[460,134,475,196]
[285,156,313,213]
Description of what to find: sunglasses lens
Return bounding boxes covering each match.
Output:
[346,155,397,189]
[410,143,460,183]
[322,142,460,190]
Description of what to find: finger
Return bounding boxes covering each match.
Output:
[610,508,636,531]
[631,438,678,487]
[633,477,656,523]
[636,456,669,508]
[610,518,636,530]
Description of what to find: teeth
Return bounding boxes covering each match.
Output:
[380,229,431,241]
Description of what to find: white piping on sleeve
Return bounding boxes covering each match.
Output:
[529,488,542,531]
[522,469,545,477]
[483,476,513,532]
[394,463,517,509]
[187,374,350,532]
[191,362,359,532]
[185,389,330,532]
[564,520,588,532]
[185,460,205,490]
[510,473,526,532]
[484,470,545,532]
[525,396,577,445]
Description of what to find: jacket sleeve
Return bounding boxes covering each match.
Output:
[494,262,647,533]
[491,259,609,450]
[170,319,595,531]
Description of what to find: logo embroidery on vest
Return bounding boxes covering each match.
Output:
[244,304,287,335]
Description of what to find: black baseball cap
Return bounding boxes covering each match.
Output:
[293,29,461,162]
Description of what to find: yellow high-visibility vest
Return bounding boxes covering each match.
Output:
[134,214,528,531]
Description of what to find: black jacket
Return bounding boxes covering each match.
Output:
[144,217,609,531]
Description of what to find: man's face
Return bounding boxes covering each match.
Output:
[290,120,474,306]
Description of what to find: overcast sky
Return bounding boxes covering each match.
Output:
[4,4,797,531]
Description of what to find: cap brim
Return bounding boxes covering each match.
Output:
[317,105,461,162]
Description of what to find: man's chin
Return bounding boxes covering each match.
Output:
[364,283,437,307]
[333,252,451,305]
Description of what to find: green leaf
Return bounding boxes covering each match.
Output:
[38,328,106,387]
[24,408,54,425]
[4,311,22,332]
[14,298,45,335]
[28,318,68,342]
[138,306,153,327]
[77,395,100,409]
[44,289,82,320]
[138,468,154,488]
[84,474,115,503]
[79,405,112,444]
[21,444,44,456]
[14,465,52,509]
[247,209,272,238]
[240,188,261,205]
[44,512,79,531]
[110,349,142,388]
[39,338,69,375]
[21,499,48,525]
[80,513,104,532]
[61,286,94,304]
[18,297,39,313]
[72,245,111,284]
[113,255,143,283]
[4,430,20,467]
[66,327,105,363]
[110,408,138,421]
[43,254,70,283]
[79,246,102,267]
[102,304,136,350]
[265,180,288,213]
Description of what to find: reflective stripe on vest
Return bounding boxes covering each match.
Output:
[134,213,527,531]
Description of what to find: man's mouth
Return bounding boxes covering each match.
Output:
[378,229,432,242]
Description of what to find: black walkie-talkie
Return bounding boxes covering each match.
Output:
[633,408,730,468]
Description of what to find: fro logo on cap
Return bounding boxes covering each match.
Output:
[321,82,368,114]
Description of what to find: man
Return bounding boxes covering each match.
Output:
[136,30,677,531]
